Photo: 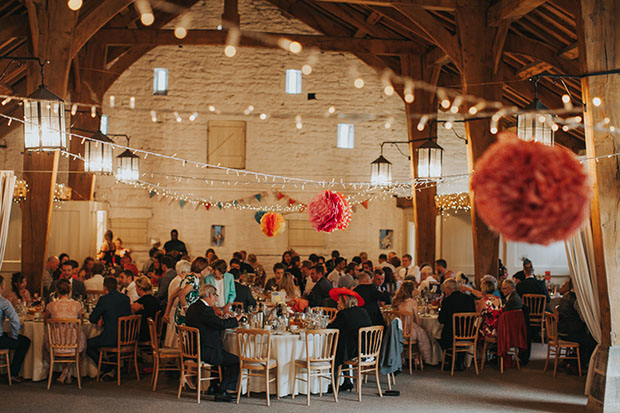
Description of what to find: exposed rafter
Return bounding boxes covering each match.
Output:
[487,0,548,26]
[312,0,456,11]
[503,33,581,74]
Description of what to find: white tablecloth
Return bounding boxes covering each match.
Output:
[418,315,443,365]
[223,330,332,397]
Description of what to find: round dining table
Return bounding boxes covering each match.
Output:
[223,329,332,398]
[417,314,444,365]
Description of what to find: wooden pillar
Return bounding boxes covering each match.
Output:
[401,54,438,266]
[577,0,619,410]
[21,1,77,295]
[222,0,240,27]
[455,0,502,285]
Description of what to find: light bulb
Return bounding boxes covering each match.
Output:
[150,110,157,122]
[208,105,215,112]
[354,78,364,88]
[71,104,77,116]
[328,106,336,114]
[404,92,414,103]
[592,97,601,107]
[67,0,82,11]
[141,13,154,26]
[490,127,498,134]
[224,45,236,57]
[174,27,187,39]
[289,42,302,54]
[1,97,11,105]
[302,64,312,75]
[562,94,571,103]
[384,85,394,96]
[109,95,115,107]
[259,113,267,120]
[91,106,96,118]
[441,99,450,109]
[189,112,198,121]
[129,96,136,109]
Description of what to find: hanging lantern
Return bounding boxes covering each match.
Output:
[84,131,114,173]
[370,155,392,186]
[517,99,554,146]
[417,139,443,179]
[23,86,67,151]
[116,149,140,181]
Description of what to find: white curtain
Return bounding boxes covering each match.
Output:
[564,222,601,395]
[0,171,16,272]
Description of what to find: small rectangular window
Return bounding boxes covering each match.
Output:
[100,114,109,135]
[337,123,354,148]
[285,69,302,94]
[153,68,168,95]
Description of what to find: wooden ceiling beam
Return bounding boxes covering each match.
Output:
[0,14,28,46]
[514,60,553,79]
[23,0,38,57]
[492,21,510,74]
[558,41,578,59]
[487,0,549,26]
[368,6,434,44]
[503,33,581,74]
[316,2,398,39]
[313,0,456,11]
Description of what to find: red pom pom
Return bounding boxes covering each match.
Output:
[308,190,352,233]
[470,133,591,245]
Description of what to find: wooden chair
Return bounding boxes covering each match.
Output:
[292,329,339,406]
[154,310,163,343]
[317,307,338,323]
[147,318,180,391]
[384,310,423,374]
[544,312,582,377]
[97,315,141,386]
[235,329,279,406]
[522,294,547,343]
[337,325,384,402]
[177,325,222,403]
[46,318,82,390]
[0,349,11,385]
[441,313,481,376]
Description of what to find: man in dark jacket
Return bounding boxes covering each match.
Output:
[306,265,332,307]
[354,272,389,326]
[438,278,476,370]
[156,255,177,307]
[231,268,256,311]
[185,284,242,402]
[502,279,523,311]
[50,261,87,301]
[86,277,131,375]
[558,280,597,369]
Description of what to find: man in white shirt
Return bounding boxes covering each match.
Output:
[302,260,315,295]
[119,270,139,302]
[327,257,346,287]
[378,254,396,273]
[337,263,357,289]
[399,254,420,284]
[84,263,105,291]
[417,266,439,291]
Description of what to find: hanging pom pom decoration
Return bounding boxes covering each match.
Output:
[254,210,267,224]
[470,132,591,245]
[260,212,286,237]
[307,190,352,233]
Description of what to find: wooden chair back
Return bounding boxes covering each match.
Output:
[46,318,81,354]
[384,310,414,339]
[453,313,480,341]
[117,315,141,347]
[147,318,159,352]
[545,312,558,343]
[154,310,162,340]
[317,307,338,322]
[236,329,271,363]
[358,325,384,360]
[522,294,546,317]
[177,325,200,363]
[304,329,339,363]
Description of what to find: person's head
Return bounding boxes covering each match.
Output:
[291,255,301,268]
[318,256,325,265]
[60,261,73,280]
[93,262,105,276]
[170,229,179,240]
[301,260,312,276]
[213,259,227,277]
[205,248,215,261]
[373,269,385,286]
[47,256,60,271]
[279,272,297,297]
[502,279,516,295]
[229,258,241,270]
[199,283,218,307]
[308,254,319,265]
[331,250,340,259]
[402,254,412,268]
[337,294,359,310]
[335,257,346,271]
[345,262,358,277]
[152,252,162,269]
[160,255,176,272]
[118,270,134,288]
[282,251,292,265]
[362,261,373,273]
[359,251,368,262]
[103,276,117,293]
[114,238,123,249]
[389,256,401,268]
[56,278,71,297]
[513,272,525,284]
[232,251,243,261]
[59,253,70,264]
[383,266,395,284]
[151,238,161,249]
[104,230,113,243]
[420,265,433,281]
[230,268,241,281]
[435,259,447,274]
[357,272,371,285]
[191,256,209,275]
[481,274,498,288]
[273,262,285,282]
[499,266,509,281]
[442,278,458,296]
[351,256,362,266]
[175,259,191,276]
[378,254,387,263]
[11,272,26,294]
[309,265,324,282]
[239,250,247,261]
[394,281,416,302]
[135,276,153,296]
[523,258,534,276]
[247,254,258,265]
[120,255,131,268]
[481,280,496,295]
[83,257,95,270]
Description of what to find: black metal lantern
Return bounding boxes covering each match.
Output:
[23,86,66,151]
[116,149,140,182]
[517,99,554,146]
[417,139,444,179]
[370,155,392,186]
[84,131,114,173]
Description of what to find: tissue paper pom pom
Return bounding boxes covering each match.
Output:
[307,190,352,233]
[470,132,591,245]
[260,212,286,237]
[254,211,267,224]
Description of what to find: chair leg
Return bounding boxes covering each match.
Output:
[473,346,479,376]
[196,366,201,404]
[117,353,121,386]
[275,367,280,400]
[292,365,297,400]
[235,367,243,404]
[576,347,582,377]
[451,349,456,376]
[541,323,545,344]
[409,342,413,375]
[307,369,311,406]
[387,372,391,390]
[441,350,446,372]
[357,366,362,402]
[177,368,184,399]
[335,365,342,398]
[97,351,103,382]
[265,368,270,407]
[47,356,54,390]
[134,346,140,381]
[152,357,160,391]
[481,341,487,371]
[553,345,560,377]
[515,348,521,371]
[500,355,504,374]
[76,355,82,390]
[544,343,551,373]
[375,366,382,397]
[6,352,11,385]
[332,368,338,403]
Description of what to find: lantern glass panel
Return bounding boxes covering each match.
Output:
[370,155,392,186]
[517,101,554,146]
[116,154,139,181]
[24,98,66,150]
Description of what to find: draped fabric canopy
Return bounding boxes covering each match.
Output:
[0,171,16,272]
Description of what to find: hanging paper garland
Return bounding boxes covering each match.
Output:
[470,132,591,245]
[254,210,267,224]
[179,200,186,208]
[307,190,352,233]
[260,212,286,237]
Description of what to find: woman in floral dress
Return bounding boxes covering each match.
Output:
[174,257,209,326]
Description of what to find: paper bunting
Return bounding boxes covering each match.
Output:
[254,210,267,224]
[255,194,262,201]
[179,200,186,208]
[149,191,156,198]
[205,203,211,211]
[361,200,369,209]
[277,192,286,200]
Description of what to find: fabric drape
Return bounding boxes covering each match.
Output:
[0,171,16,272]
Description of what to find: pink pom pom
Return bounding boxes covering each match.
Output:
[308,190,352,233]
[470,132,591,245]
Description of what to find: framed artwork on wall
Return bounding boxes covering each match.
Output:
[211,225,225,246]
[380,229,393,250]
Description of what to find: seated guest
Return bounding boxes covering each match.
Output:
[477,280,503,339]
[163,259,191,348]
[231,268,256,311]
[67,260,80,280]
[246,253,265,280]
[3,272,32,308]
[237,251,255,275]
[279,272,301,300]
[327,257,347,288]
[86,277,131,379]
[118,269,139,303]
[43,256,60,298]
[399,254,420,283]
[354,272,387,326]
[383,267,398,294]
[558,279,597,369]
[392,281,432,362]
[438,278,476,371]
[204,259,236,314]
[120,255,139,278]
[155,255,177,307]
[435,259,449,283]
[325,250,340,274]
[481,274,502,299]
[78,257,95,281]
[229,258,241,271]
[306,265,332,307]
[51,261,87,301]
[173,257,207,325]
[185,284,242,402]
[131,276,160,343]
[288,255,304,291]
[372,269,392,304]
[301,260,315,295]
[418,266,439,292]
[378,253,396,274]
[0,275,31,382]
[337,263,357,289]
[84,263,105,291]
[264,263,284,291]
[44,278,86,384]
[142,239,161,275]
[515,259,550,303]
[502,279,522,311]
[327,287,372,392]
[145,251,163,281]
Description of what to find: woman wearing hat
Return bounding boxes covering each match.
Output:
[327,287,372,392]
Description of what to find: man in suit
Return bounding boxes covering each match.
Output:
[306,265,332,307]
[156,255,177,308]
[185,284,242,402]
[515,262,551,303]
[502,279,523,311]
[438,278,476,371]
[231,268,256,311]
[86,276,131,378]
[50,261,87,301]
[354,272,388,326]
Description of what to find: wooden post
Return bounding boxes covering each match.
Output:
[456,0,503,285]
[222,0,240,27]
[401,54,438,266]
